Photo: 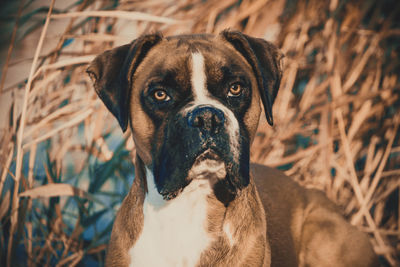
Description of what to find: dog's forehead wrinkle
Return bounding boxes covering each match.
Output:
[174,39,215,53]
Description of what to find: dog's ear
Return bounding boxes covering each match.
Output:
[220,30,283,125]
[86,34,163,132]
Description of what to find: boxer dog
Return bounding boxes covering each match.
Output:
[87,30,378,267]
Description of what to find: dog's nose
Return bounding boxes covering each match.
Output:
[187,106,225,134]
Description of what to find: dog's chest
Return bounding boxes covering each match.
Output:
[129,179,213,267]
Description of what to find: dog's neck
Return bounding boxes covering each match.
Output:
[126,154,270,266]
[129,159,213,266]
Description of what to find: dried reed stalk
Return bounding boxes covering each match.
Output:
[6,0,56,265]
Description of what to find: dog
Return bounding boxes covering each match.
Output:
[87,30,378,267]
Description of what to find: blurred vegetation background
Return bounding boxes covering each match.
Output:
[0,0,399,266]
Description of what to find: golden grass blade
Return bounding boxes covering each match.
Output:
[26,143,37,267]
[343,37,379,92]
[347,100,372,141]
[63,33,132,42]
[0,145,14,196]
[265,143,323,167]
[24,100,89,138]
[22,108,94,150]
[0,191,11,220]
[51,10,179,24]
[32,55,95,81]
[26,221,33,267]
[19,183,88,198]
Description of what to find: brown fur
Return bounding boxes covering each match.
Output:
[199,177,269,266]
[105,156,146,266]
[252,164,379,267]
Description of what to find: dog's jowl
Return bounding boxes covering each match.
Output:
[87,30,378,267]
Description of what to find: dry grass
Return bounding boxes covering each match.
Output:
[0,0,399,266]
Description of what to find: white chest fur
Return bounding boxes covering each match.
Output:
[129,169,213,267]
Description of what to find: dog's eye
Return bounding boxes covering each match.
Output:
[228,83,243,97]
[153,89,170,102]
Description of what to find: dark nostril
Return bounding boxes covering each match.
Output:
[213,109,225,126]
[187,106,225,133]
[192,116,203,128]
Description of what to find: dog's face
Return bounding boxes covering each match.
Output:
[87,31,282,204]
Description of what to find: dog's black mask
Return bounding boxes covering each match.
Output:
[152,105,250,204]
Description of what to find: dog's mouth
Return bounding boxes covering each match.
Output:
[187,149,227,181]
[186,148,239,206]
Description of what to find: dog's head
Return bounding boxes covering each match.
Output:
[87,30,283,204]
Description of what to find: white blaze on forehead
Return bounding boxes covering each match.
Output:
[191,52,208,101]
[189,52,241,162]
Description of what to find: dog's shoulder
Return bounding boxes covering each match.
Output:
[250,163,303,267]
[250,163,379,267]
[251,163,308,207]
[251,163,338,211]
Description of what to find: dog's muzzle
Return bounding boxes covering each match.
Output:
[153,104,249,204]
[186,106,228,181]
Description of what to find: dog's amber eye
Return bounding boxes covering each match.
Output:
[153,89,170,102]
[228,83,242,96]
